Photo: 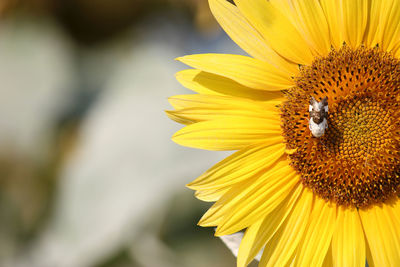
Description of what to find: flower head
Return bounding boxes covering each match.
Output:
[168,0,400,266]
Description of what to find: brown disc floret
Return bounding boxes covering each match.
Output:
[281,45,400,208]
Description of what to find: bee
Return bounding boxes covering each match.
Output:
[309,96,328,138]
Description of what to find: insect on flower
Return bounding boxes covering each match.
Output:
[169,0,400,265]
[309,96,328,138]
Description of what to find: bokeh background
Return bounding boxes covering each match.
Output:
[0,0,260,267]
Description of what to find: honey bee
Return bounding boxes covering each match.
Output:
[309,96,328,138]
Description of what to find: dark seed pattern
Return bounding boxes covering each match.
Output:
[281,46,400,208]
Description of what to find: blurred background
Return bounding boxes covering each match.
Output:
[0,0,254,266]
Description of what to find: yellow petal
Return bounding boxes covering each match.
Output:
[237,219,264,267]
[168,94,281,110]
[215,163,299,235]
[172,118,283,151]
[167,94,281,124]
[359,203,400,266]
[269,0,296,25]
[187,143,286,190]
[388,197,400,226]
[269,0,331,55]
[320,0,343,48]
[294,197,336,267]
[375,0,400,52]
[194,187,229,202]
[394,43,400,58]
[290,0,331,56]
[175,69,285,101]
[259,188,314,267]
[322,245,334,267]
[237,185,303,267]
[381,205,400,251]
[234,0,314,65]
[177,54,294,91]
[366,241,375,267]
[208,0,297,74]
[199,160,295,229]
[198,200,225,227]
[331,207,365,267]
[341,0,368,49]
[364,0,382,47]
[165,110,194,125]
[167,108,269,125]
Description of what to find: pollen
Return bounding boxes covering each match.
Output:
[281,45,400,208]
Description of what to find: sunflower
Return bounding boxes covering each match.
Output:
[167,0,400,266]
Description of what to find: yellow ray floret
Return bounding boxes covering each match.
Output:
[237,185,303,267]
[172,117,283,151]
[187,143,286,190]
[203,162,299,235]
[234,0,314,64]
[175,69,285,101]
[377,0,400,51]
[289,0,331,56]
[176,54,294,91]
[259,189,313,267]
[319,0,344,48]
[331,207,366,267]
[359,202,400,266]
[194,187,229,202]
[167,94,281,125]
[198,160,294,229]
[294,196,336,266]
[341,0,368,48]
[208,0,298,73]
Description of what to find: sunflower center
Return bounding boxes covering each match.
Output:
[281,46,400,208]
[328,97,390,161]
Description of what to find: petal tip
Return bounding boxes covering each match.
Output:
[185,183,197,190]
[175,56,185,62]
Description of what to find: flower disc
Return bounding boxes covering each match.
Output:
[281,46,400,208]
